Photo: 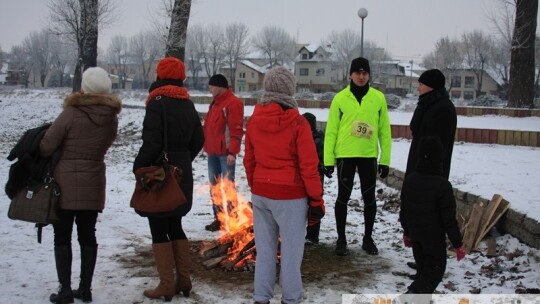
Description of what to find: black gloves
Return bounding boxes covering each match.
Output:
[308,202,326,226]
[378,164,389,178]
[324,166,334,178]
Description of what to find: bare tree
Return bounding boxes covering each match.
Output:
[9,45,33,87]
[185,24,207,89]
[222,22,250,90]
[165,0,192,60]
[48,0,116,92]
[325,29,361,85]
[252,25,297,68]
[130,30,164,89]
[49,36,77,87]
[462,30,494,97]
[106,35,129,89]
[422,36,463,90]
[22,30,52,87]
[508,0,538,108]
[204,24,225,76]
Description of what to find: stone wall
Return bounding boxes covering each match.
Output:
[384,168,540,249]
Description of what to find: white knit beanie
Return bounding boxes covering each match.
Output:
[81,67,112,94]
[260,66,298,109]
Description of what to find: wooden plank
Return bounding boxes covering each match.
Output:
[202,255,227,269]
[473,198,511,250]
[513,131,522,145]
[486,237,497,257]
[462,200,484,252]
[472,194,503,250]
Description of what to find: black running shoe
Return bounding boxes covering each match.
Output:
[334,240,348,256]
[362,237,379,255]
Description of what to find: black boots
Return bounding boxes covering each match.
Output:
[50,246,74,304]
[73,245,98,303]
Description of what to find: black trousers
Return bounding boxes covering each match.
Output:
[148,216,187,244]
[334,157,377,242]
[306,173,324,241]
[408,237,447,293]
[53,210,98,247]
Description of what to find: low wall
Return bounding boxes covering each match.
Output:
[384,168,540,250]
[191,96,540,117]
[191,97,540,147]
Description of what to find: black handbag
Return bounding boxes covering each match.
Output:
[8,173,60,225]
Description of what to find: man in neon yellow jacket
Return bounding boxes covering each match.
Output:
[324,57,392,256]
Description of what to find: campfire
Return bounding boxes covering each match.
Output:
[199,178,258,271]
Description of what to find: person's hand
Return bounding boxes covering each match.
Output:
[226,153,236,165]
[403,235,412,248]
[307,200,325,226]
[455,246,466,261]
[324,166,334,178]
[378,164,389,178]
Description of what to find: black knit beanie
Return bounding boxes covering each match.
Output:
[418,69,446,90]
[349,57,370,75]
[209,74,229,88]
[302,112,317,131]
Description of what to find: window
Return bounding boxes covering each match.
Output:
[463,91,474,100]
[465,76,475,88]
[451,76,461,88]
[299,68,309,76]
[302,53,308,60]
[316,68,325,76]
[239,72,246,79]
[451,91,461,99]
[251,72,255,78]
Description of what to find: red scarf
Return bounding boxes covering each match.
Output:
[145,85,190,105]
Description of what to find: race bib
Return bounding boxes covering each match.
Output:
[351,121,374,139]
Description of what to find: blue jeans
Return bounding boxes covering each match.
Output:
[208,155,237,218]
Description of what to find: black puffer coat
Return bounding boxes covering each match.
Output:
[406,88,456,179]
[400,139,462,249]
[133,96,204,217]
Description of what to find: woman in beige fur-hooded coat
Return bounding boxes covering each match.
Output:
[39,67,121,304]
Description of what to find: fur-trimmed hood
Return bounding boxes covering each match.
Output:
[64,92,122,126]
[64,92,122,113]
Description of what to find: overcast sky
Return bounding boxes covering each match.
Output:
[1,0,539,61]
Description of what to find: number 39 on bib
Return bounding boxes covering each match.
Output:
[351,121,374,139]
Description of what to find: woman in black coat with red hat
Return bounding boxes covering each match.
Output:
[133,57,204,301]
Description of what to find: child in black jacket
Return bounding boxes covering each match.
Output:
[400,136,465,294]
[303,112,325,244]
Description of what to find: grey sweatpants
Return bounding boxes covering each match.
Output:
[251,194,308,304]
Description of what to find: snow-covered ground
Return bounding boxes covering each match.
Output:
[1,89,539,304]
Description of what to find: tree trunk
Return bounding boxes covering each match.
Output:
[507,0,538,108]
[73,0,99,92]
[165,0,192,61]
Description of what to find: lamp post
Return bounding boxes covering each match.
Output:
[409,60,414,94]
[358,8,368,57]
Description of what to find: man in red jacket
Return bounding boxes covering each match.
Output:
[203,74,244,231]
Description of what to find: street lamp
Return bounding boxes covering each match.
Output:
[358,8,368,57]
[409,60,414,94]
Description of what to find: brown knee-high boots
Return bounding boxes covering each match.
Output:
[143,242,175,302]
[172,239,192,297]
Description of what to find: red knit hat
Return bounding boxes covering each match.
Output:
[156,57,186,80]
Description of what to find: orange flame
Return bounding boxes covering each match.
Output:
[210,178,254,264]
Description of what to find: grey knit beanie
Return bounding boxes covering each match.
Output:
[260,66,298,109]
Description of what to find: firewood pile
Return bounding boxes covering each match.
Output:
[199,226,258,271]
[457,194,510,253]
